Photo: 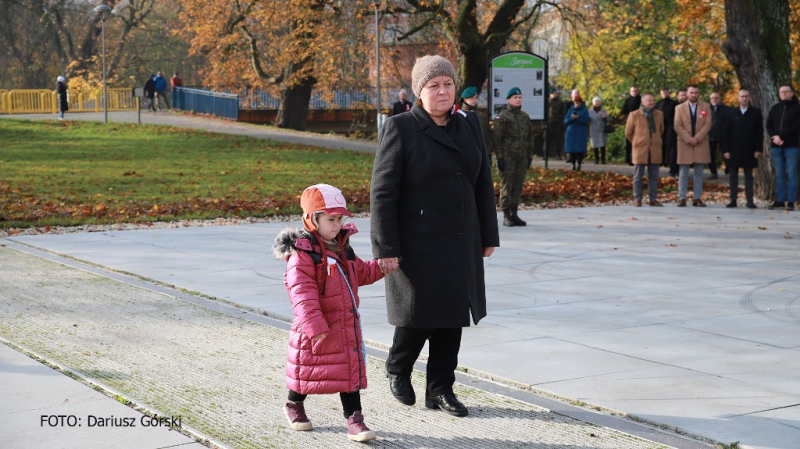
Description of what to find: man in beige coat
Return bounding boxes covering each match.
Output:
[674,85,712,206]
[625,93,665,207]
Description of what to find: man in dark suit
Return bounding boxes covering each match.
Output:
[391,89,413,116]
[722,89,762,208]
[621,86,641,165]
[655,88,677,168]
[708,92,728,179]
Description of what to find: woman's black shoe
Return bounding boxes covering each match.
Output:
[387,374,415,405]
[425,393,468,417]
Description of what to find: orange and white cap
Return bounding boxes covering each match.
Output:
[300,184,352,231]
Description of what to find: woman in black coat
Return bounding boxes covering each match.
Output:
[56,76,68,120]
[722,89,763,208]
[370,55,500,417]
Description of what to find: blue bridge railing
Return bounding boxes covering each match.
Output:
[173,87,238,120]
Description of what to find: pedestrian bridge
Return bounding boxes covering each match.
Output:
[0,88,137,114]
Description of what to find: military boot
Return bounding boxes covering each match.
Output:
[511,207,527,226]
[503,208,516,227]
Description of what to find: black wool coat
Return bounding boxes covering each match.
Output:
[370,105,500,328]
[722,106,764,170]
[56,82,69,113]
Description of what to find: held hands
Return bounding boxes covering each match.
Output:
[688,137,699,146]
[377,257,399,275]
[312,332,327,342]
[724,152,731,160]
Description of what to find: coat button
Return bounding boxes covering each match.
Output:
[354,347,358,352]
[457,232,465,239]
[455,172,462,178]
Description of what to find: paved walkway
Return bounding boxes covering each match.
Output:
[4,205,799,449]
[0,244,693,449]
[2,111,795,449]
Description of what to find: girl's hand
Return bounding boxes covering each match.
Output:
[377,257,399,274]
[312,332,327,342]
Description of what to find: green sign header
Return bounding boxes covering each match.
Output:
[492,53,544,69]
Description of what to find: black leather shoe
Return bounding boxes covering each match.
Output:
[387,373,415,406]
[425,393,468,417]
[746,202,757,209]
[726,201,737,208]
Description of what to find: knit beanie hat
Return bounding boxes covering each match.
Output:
[411,55,456,97]
[507,87,522,99]
[300,184,352,232]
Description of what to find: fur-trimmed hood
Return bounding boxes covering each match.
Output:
[272,222,358,260]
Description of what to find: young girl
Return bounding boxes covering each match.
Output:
[272,184,389,442]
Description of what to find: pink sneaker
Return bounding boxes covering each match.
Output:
[346,411,376,442]
[283,400,312,431]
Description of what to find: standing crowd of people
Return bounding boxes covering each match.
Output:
[390,80,799,213]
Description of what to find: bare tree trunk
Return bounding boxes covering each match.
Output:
[722,0,792,201]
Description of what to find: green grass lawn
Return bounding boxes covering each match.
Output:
[1,119,717,229]
[0,119,374,228]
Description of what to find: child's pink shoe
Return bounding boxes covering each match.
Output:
[283,400,312,431]
[346,411,376,442]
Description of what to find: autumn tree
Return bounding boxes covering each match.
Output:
[0,0,192,89]
[555,0,738,114]
[179,0,373,131]
[382,0,560,99]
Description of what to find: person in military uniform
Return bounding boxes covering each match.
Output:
[547,88,567,160]
[493,87,534,227]
[459,86,492,155]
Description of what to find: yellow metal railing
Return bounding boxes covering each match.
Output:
[0,88,137,114]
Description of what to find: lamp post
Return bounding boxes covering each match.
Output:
[94,5,111,124]
[372,0,381,133]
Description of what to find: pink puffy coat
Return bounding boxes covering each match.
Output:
[272,223,383,395]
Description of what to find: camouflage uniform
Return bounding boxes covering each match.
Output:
[493,105,534,216]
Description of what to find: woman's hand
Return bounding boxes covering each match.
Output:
[312,332,327,342]
[483,247,495,257]
[377,257,399,275]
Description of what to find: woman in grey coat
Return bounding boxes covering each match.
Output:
[370,55,500,417]
[588,96,609,164]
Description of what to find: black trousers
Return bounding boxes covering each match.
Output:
[729,166,754,202]
[709,140,720,175]
[593,147,606,164]
[625,140,633,164]
[386,326,462,396]
[288,389,361,418]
